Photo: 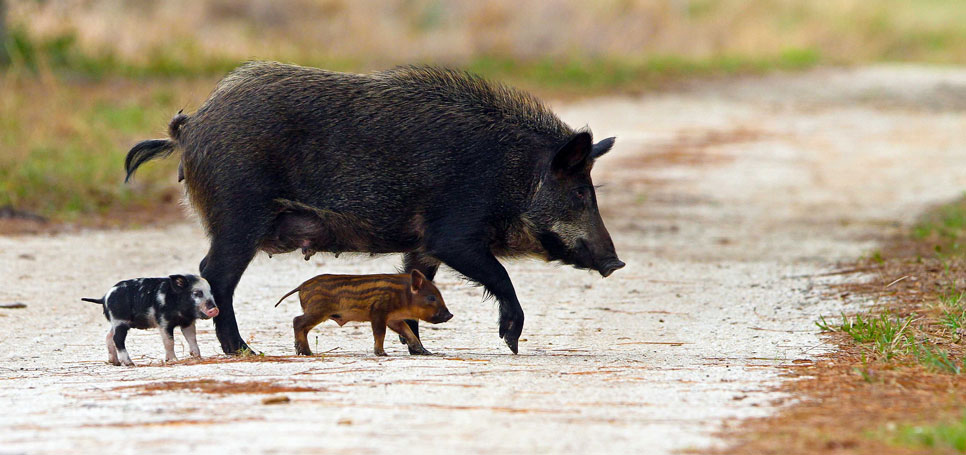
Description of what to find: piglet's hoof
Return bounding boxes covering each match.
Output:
[374,350,388,357]
[408,347,433,355]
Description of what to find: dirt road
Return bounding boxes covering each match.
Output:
[2,66,965,454]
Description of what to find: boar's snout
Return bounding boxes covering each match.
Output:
[598,259,626,278]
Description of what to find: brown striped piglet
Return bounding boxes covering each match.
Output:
[274,270,452,356]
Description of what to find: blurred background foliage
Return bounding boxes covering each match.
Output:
[2,0,965,221]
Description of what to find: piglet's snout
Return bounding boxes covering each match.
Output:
[429,309,453,324]
[202,301,219,318]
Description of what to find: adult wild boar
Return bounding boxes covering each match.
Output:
[124,61,624,354]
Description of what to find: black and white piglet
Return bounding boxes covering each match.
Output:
[82,275,219,366]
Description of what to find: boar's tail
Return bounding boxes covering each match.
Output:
[124,112,189,183]
[274,287,301,308]
[81,297,104,304]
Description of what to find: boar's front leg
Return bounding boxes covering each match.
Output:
[388,320,432,355]
[432,245,524,354]
[399,252,440,350]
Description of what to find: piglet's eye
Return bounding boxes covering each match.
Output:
[426,295,436,302]
[193,290,203,298]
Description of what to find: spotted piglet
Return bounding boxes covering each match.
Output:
[82,275,219,366]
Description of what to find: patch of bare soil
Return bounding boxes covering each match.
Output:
[114,379,322,396]
[624,127,762,169]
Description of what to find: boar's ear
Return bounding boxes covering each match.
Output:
[551,132,593,176]
[410,269,426,292]
[591,137,616,160]
[169,275,188,292]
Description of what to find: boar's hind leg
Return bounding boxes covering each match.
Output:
[398,252,440,349]
[201,229,263,355]
[432,246,524,354]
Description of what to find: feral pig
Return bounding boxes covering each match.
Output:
[124,61,624,355]
[274,270,452,356]
[82,275,219,366]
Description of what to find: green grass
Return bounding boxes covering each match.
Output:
[2,27,240,79]
[914,195,966,256]
[816,312,915,361]
[817,311,965,375]
[815,196,966,374]
[463,49,820,93]
[3,25,822,89]
[0,77,186,219]
[891,414,966,453]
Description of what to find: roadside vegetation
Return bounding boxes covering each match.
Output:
[722,198,966,454]
[2,0,966,222]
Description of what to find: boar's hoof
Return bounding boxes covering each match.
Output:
[408,346,432,355]
[504,337,519,355]
[374,350,388,357]
[499,312,524,354]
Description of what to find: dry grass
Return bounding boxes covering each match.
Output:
[11,0,966,67]
[0,74,217,222]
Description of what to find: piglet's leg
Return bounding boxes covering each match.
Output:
[181,322,201,358]
[371,314,388,357]
[159,324,177,363]
[106,329,119,366]
[112,324,134,366]
[388,320,432,355]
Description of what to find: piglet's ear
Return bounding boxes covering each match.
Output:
[410,269,426,293]
[169,275,188,291]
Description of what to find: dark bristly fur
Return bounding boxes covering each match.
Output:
[124,61,624,355]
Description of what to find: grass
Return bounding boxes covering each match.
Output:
[0,74,196,221]
[806,197,966,451]
[892,414,966,453]
[464,48,820,94]
[815,197,966,375]
[722,198,966,454]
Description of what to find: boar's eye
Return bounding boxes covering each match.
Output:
[426,295,437,303]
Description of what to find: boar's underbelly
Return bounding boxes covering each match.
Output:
[258,198,419,256]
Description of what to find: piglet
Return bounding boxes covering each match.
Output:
[275,270,452,356]
[82,275,219,366]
